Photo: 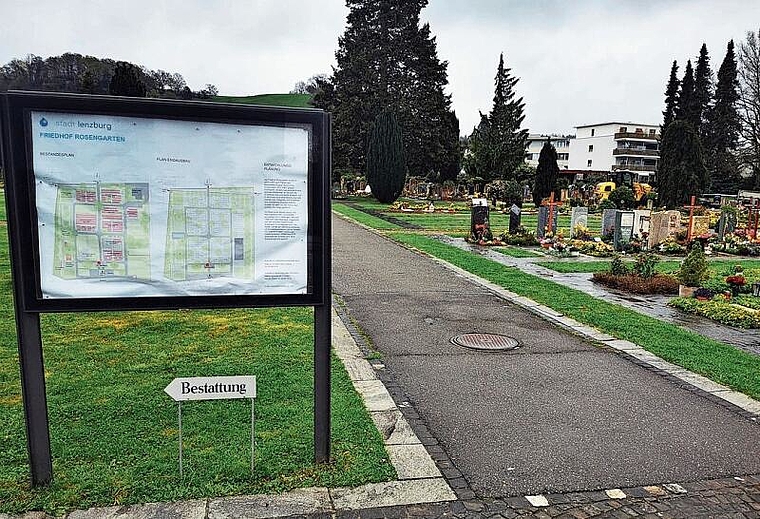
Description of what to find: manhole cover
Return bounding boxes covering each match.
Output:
[450,333,519,351]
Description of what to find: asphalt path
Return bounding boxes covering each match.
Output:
[332,215,760,498]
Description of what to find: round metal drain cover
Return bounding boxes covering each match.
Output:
[451,333,519,351]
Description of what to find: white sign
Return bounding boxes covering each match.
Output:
[164,376,256,401]
[31,111,309,299]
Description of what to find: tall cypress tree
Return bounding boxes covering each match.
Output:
[532,138,559,206]
[693,43,713,136]
[658,120,709,208]
[367,111,406,203]
[676,60,699,129]
[468,53,528,182]
[705,40,741,193]
[324,0,458,181]
[662,60,680,129]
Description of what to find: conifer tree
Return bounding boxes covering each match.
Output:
[467,53,528,182]
[657,120,709,208]
[662,60,680,129]
[693,43,713,136]
[738,29,760,187]
[108,61,146,97]
[676,60,698,129]
[323,0,458,180]
[367,111,406,203]
[705,40,741,193]
[532,138,559,206]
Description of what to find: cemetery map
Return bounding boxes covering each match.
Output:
[53,182,150,280]
[164,187,255,281]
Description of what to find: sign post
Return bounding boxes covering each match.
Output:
[164,376,257,476]
[1,91,332,486]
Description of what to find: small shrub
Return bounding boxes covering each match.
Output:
[670,297,760,328]
[609,254,629,276]
[677,247,709,287]
[609,186,635,210]
[693,287,716,299]
[598,199,616,211]
[633,252,659,279]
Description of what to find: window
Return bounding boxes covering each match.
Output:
[588,145,594,152]
[619,126,627,133]
[591,129,595,136]
[649,129,656,136]
[587,159,593,167]
[635,128,643,133]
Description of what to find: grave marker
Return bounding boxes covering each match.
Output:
[470,198,491,241]
[717,210,737,241]
[633,209,651,238]
[602,209,617,238]
[509,204,521,234]
[613,210,635,251]
[537,206,557,238]
[570,206,588,231]
[690,215,711,238]
[647,210,682,248]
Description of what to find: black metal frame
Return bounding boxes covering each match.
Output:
[1,91,332,485]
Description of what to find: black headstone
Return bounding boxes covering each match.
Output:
[509,204,521,234]
[470,201,491,241]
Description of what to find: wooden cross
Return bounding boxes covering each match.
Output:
[683,195,700,241]
[750,200,760,240]
[542,192,563,235]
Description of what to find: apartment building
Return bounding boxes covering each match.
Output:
[525,134,571,169]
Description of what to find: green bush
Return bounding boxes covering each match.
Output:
[610,254,629,276]
[608,186,635,210]
[598,199,616,211]
[633,252,659,279]
[677,246,709,287]
[367,111,406,204]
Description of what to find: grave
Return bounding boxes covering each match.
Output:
[601,209,617,238]
[717,210,738,240]
[570,206,588,231]
[509,204,521,234]
[613,210,636,251]
[647,210,681,248]
[537,206,557,239]
[690,215,711,238]
[470,198,491,241]
[633,209,651,238]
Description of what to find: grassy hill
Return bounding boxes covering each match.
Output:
[214,93,313,108]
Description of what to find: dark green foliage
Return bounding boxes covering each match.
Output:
[693,43,713,136]
[662,60,680,129]
[532,138,559,206]
[598,199,617,211]
[633,252,660,279]
[608,186,635,210]
[658,120,709,208]
[109,62,147,97]
[321,0,459,180]
[610,254,629,276]
[676,60,699,129]
[705,40,741,193]
[367,111,406,203]
[677,246,709,286]
[78,69,97,94]
[466,53,528,182]
[485,179,522,207]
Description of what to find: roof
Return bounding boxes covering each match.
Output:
[574,122,659,129]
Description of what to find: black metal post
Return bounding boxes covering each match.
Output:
[15,311,53,485]
[314,113,332,463]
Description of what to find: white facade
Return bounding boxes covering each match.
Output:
[525,134,572,169]
[568,122,660,181]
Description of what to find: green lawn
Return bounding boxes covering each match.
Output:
[538,259,760,275]
[0,191,394,516]
[214,94,312,108]
[388,232,760,400]
[496,246,544,258]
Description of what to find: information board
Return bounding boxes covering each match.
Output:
[2,92,330,311]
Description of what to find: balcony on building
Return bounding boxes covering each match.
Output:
[613,125,659,141]
[612,157,658,172]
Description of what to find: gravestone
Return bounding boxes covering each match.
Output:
[633,209,651,238]
[537,206,558,239]
[470,198,490,241]
[690,215,711,238]
[602,209,617,238]
[647,210,681,248]
[613,210,635,251]
[570,206,588,231]
[717,210,738,240]
[509,204,521,234]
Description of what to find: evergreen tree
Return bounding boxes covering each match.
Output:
[657,120,709,208]
[676,60,699,129]
[662,60,680,129]
[468,53,528,182]
[705,40,741,193]
[322,0,458,180]
[738,29,760,188]
[79,69,97,94]
[367,111,406,203]
[108,61,146,97]
[532,138,559,206]
[693,43,713,136]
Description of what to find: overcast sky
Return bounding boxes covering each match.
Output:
[3,0,758,135]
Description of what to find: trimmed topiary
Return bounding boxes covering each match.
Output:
[366,111,406,204]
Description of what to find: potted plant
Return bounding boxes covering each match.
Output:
[677,246,709,297]
[693,287,716,301]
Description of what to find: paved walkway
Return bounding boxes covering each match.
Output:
[331,215,760,518]
[436,235,760,356]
